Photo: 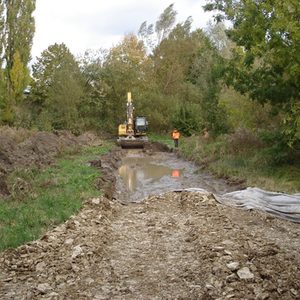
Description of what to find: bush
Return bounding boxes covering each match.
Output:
[171,104,203,136]
[227,128,264,154]
[258,130,293,165]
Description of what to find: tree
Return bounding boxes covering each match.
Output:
[151,19,228,134]
[10,51,29,100]
[0,1,4,64]
[101,34,151,130]
[0,0,35,123]
[138,3,177,51]
[155,3,177,43]
[204,0,300,144]
[205,21,234,59]
[79,49,110,130]
[31,43,84,132]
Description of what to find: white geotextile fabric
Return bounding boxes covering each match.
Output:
[181,187,300,223]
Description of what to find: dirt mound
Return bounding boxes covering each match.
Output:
[144,141,171,153]
[91,149,123,200]
[0,128,102,197]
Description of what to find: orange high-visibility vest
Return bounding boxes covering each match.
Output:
[172,130,180,139]
[172,169,180,177]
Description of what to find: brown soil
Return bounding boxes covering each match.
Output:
[0,137,299,299]
[0,127,102,197]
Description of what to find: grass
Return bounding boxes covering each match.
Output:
[179,135,300,193]
[148,132,175,148]
[0,142,113,251]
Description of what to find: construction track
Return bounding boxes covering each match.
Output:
[0,146,299,299]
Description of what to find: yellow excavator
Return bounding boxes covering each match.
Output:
[117,92,148,148]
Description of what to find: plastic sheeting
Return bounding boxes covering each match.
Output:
[181,187,300,223]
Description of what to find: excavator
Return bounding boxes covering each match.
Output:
[117,92,148,148]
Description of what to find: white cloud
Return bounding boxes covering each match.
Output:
[32,0,213,59]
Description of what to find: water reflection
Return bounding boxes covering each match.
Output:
[118,157,182,192]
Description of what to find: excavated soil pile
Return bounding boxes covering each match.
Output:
[0,191,299,299]
[0,127,102,197]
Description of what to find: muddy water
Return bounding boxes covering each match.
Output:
[115,150,237,202]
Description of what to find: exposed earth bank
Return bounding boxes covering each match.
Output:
[0,136,299,299]
[0,127,102,197]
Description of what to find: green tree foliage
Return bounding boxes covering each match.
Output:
[101,34,151,130]
[205,21,234,59]
[10,51,29,100]
[138,3,177,50]
[31,43,84,132]
[0,0,35,123]
[172,103,204,136]
[204,0,300,145]
[151,16,228,134]
[79,49,110,130]
[155,3,177,43]
[0,0,4,62]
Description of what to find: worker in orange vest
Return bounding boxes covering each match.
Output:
[172,129,180,148]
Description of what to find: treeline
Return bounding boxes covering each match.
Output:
[0,2,299,158]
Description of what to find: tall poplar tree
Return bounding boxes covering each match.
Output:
[0,0,5,111]
[1,0,35,123]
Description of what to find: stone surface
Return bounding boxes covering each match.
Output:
[36,283,52,294]
[226,261,240,271]
[237,267,254,279]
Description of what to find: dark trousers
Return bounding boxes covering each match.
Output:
[174,139,179,148]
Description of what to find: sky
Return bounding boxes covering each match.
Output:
[32,0,214,59]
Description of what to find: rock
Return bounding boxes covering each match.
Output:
[36,283,52,294]
[72,264,80,272]
[49,292,59,297]
[91,198,101,205]
[205,284,214,290]
[72,245,83,259]
[222,240,234,246]
[36,262,46,272]
[65,238,74,245]
[291,289,298,296]
[237,267,254,279]
[86,277,95,285]
[226,262,240,271]
[226,273,237,283]
[74,220,81,228]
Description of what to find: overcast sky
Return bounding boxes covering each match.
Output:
[32,0,213,59]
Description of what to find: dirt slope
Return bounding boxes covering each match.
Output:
[0,191,299,299]
[0,127,102,197]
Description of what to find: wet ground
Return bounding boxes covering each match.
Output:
[0,145,299,299]
[115,150,237,202]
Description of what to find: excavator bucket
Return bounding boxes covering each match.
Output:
[118,136,148,149]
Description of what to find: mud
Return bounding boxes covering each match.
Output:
[0,141,299,299]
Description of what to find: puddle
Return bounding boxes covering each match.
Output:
[118,156,182,192]
[116,150,237,202]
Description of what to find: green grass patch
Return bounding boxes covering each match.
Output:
[148,132,175,148]
[0,142,113,251]
[179,136,300,193]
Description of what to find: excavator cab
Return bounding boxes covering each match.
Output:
[135,117,148,133]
